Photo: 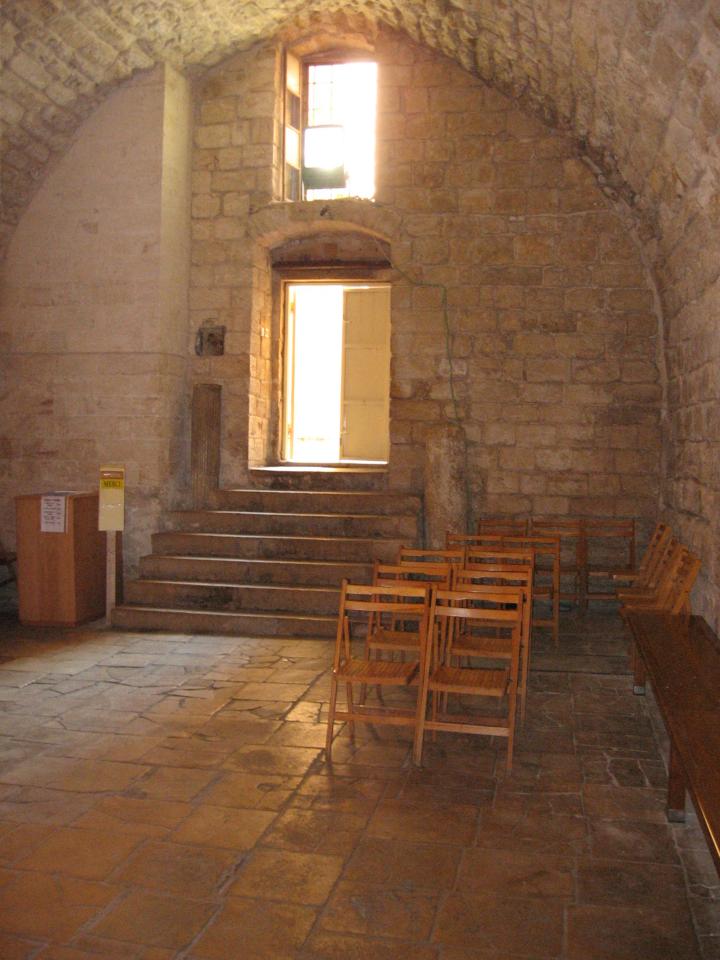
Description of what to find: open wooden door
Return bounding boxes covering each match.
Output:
[340,286,391,461]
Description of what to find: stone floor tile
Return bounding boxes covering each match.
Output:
[235,681,310,701]
[71,795,193,838]
[296,773,387,809]
[113,840,237,897]
[576,856,687,906]
[229,847,344,904]
[433,892,565,954]
[566,903,701,959]
[0,933,39,959]
[2,756,150,793]
[266,721,329,747]
[699,935,720,959]
[262,807,369,855]
[344,836,460,888]
[0,613,716,958]
[0,786,97,825]
[457,847,574,898]
[193,714,282,746]
[495,750,584,793]
[91,889,216,950]
[171,803,276,849]
[588,817,680,862]
[475,799,589,855]
[202,770,299,810]
[37,945,174,959]
[190,897,317,959]
[583,782,667,821]
[128,764,218,801]
[15,825,142,879]
[278,640,333,658]
[223,743,320,776]
[691,897,720,936]
[43,732,165,763]
[0,821,53,863]
[300,931,438,959]
[285,700,329,723]
[137,736,235,768]
[0,872,119,940]
[320,879,439,939]
[367,798,479,845]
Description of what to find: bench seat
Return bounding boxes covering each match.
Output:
[625,610,720,875]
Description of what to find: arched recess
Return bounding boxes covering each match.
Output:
[245,201,396,471]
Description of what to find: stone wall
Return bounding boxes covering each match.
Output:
[189,44,281,485]
[657,211,720,628]
[189,28,662,533]
[0,65,192,574]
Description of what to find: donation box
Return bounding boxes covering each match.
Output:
[15,492,106,626]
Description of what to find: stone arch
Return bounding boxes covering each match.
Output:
[245,203,397,471]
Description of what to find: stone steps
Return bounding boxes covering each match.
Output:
[112,479,421,637]
[212,487,421,515]
[138,555,373,586]
[165,509,417,539]
[151,531,404,562]
[111,605,337,637]
[124,579,340,614]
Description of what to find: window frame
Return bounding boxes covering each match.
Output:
[282,48,378,203]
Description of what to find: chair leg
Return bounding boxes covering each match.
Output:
[345,682,355,739]
[520,628,531,725]
[412,685,428,767]
[505,685,517,773]
[325,674,339,760]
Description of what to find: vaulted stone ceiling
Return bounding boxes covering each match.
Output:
[1,0,719,264]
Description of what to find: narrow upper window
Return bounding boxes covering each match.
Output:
[284,54,377,202]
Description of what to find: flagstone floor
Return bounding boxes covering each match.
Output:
[0,606,717,959]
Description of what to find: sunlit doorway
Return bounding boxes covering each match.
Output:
[283,283,391,464]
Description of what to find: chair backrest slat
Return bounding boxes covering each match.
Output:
[477,517,529,536]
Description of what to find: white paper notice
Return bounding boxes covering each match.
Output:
[40,494,67,533]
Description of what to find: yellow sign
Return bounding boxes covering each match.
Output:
[99,464,125,531]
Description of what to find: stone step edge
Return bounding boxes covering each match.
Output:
[154,532,408,545]
[168,510,417,521]
[139,554,373,569]
[112,605,336,624]
[127,578,340,595]
[219,488,420,498]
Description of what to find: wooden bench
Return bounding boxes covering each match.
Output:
[625,610,720,875]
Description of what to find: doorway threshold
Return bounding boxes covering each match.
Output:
[249,463,388,491]
[252,463,387,474]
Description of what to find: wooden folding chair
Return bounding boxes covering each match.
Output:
[530,518,584,605]
[477,517,529,536]
[583,518,636,607]
[620,544,700,616]
[446,533,487,551]
[622,545,701,691]
[398,546,465,567]
[618,534,679,604]
[464,545,535,571]
[454,533,560,643]
[325,581,431,760]
[366,561,452,657]
[614,522,672,592]
[454,566,533,723]
[413,588,523,772]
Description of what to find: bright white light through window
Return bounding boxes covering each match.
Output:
[305,61,377,201]
[288,284,344,462]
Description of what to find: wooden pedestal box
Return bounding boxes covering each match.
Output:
[15,492,106,626]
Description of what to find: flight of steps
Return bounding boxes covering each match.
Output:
[111,484,422,637]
